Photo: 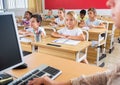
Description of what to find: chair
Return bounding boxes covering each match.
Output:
[76,30,89,64]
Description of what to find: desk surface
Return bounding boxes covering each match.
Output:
[43,25,64,30]
[88,28,107,34]
[55,27,107,33]
[32,37,91,52]
[8,53,106,81]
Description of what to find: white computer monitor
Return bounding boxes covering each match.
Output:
[0,12,24,73]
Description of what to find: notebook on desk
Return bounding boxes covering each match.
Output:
[8,64,62,85]
[20,37,32,43]
[53,38,80,45]
[19,34,27,38]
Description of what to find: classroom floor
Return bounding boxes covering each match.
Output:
[104,38,120,69]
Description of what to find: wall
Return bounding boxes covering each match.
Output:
[43,0,111,16]
[7,8,27,17]
[44,0,108,9]
[43,9,111,16]
[8,8,27,16]
[6,0,112,17]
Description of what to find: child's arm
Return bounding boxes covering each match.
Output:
[41,32,46,38]
[18,29,29,35]
[78,20,86,28]
[28,76,72,85]
[88,22,105,29]
[66,34,85,41]
[97,23,105,28]
[58,24,65,27]
[50,19,57,26]
[25,32,34,36]
[51,32,66,38]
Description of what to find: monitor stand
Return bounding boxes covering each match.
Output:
[13,63,28,69]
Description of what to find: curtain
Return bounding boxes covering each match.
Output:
[28,0,42,14]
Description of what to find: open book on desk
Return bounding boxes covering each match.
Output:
[52,38,80,45]
[19,34,27,38]
[20,37,32,43]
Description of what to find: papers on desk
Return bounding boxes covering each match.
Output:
[20,38,32,43]
[53,38,80,45]
[19,34,26,38]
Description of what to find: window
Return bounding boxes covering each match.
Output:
[7,0,28,9]
[7,0,15,9]
[0,0,3,9]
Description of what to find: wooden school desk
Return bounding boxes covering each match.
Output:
[87,28,107,66]
[20,41,32,52]
[20,36,34,52]
[7,53,106,81]
[32,37,91,61]
[17,25,24,30]
[106,21,115,53]
[88,28,107,41]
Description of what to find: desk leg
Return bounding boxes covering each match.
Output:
[97,33,107,67]
[76,50,88,64]
[76,52,80,62]
[32,45,35,53]
[118,37,120,43]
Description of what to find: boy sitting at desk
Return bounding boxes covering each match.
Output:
[19,14,46,39]
[44,9,55,21]
[78,9,87,22]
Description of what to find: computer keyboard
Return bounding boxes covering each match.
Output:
[8,64,62,85]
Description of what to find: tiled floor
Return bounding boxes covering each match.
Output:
[104,42,120,69]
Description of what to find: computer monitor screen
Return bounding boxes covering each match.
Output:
[0,12,24,72]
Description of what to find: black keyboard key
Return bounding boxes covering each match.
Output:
[20,81,27,85]
[0,73,12,78]
[43,66,60,75]
[29,75,38,80]
[22,74,32,80]
[36,71,45,77]
[32,69,39,74]
[13,80,23,85]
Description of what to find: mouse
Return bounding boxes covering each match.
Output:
[0,73,13,85]
[13,63,28,69]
